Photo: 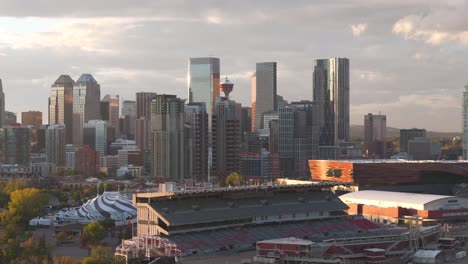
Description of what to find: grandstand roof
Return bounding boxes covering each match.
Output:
[340,190,468,211]
[150,190,348,227]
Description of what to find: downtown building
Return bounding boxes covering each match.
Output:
[251,62,277,132]
[136,92,157,155]
[212,96,242,180]
[400,128,426,153]
[49,75,74,144]
[72,74,101,146]
[122,100,137,139]
[364,113,387,158]
[83,120,115,157]
[0,125,31,165]
[185,102,209,180]
[188,57,220,131]
[151,95,185,180]
[46,124,66,167]
[101,95,120,137]
[313,58,350,154]
[278,101,319,178]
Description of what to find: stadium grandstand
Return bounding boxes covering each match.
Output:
[130,184,405,257]
[308,160,468,195]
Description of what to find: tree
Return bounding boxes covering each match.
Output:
[99,219,115,231]
[2,178,30,195]
[83,221,106,244]
[3,188,49,225]
[225,172,244,187]
[81,246,113,264]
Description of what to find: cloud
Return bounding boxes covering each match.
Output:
[351,23,367,37]
[392,4,468,46]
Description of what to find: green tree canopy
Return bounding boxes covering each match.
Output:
[83,221,106,244]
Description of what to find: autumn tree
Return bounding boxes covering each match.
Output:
[83,221,106,244]
[225,172,244,187]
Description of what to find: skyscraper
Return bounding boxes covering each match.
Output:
[464,86,468,160]
[278,101,319,178]
[136,92,157,153]
[0,79,4,127]
[188,57,220,130]
[364,113,387,158]
[46,124,66,166]
[185,103,209,180]
[313,58,350,146]
[122,100,137,139]
[49,75,74,144]
[251,62,277,132]
[212,96,242,180]
[151,95,185,179]
[101,95,120,135]
[0,125,31,165]
[83,120,115,156]
[73,74,101,145]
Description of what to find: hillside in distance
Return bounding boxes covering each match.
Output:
[350,125,461,139]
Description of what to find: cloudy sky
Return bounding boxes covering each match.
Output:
[0,0,465,132]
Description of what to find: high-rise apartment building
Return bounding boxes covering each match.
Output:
[122,100,137,139]
[464,86,468,159]
[188,57,220,130]
[278,101,319,178]
[0,79,4,127]
[364,113,387,158]
[73,74,101,145]
[46,124,66,166]
[400,128,426,153]
[151,95,185,179]
[313,58,350,146]
[251,62,277,132]
[83,120,115,156]
[136,92,157,153]
[101,95,119,135]
[212,96,242,180]
[0,125,31,165]
[49,75,74,144]
[185,103,209,180]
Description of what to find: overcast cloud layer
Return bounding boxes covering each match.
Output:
[0,0,466,132]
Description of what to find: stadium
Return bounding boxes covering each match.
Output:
[111,183,451,262]
[308,160,468,194]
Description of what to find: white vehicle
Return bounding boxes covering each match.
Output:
[85,177,100,183]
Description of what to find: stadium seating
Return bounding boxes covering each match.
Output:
[168,216,384,255]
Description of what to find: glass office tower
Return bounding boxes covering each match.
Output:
[188,57,220,130]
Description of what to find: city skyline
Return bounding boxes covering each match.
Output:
[0,1,465,132]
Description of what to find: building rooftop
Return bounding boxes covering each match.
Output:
[54,75,75,85]
[76,73,98,85]
[340,190,468,211]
